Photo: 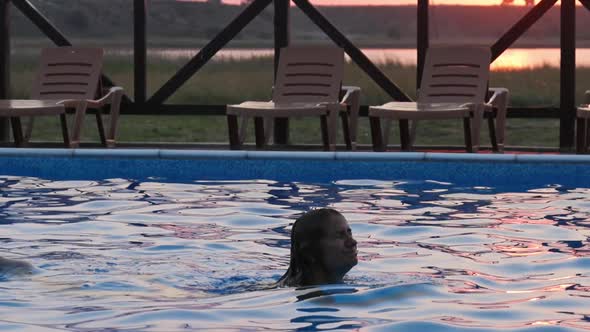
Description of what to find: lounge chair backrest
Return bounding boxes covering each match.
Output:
[418,46,491,104]
[31,47,104,100]
[272,46,344,104]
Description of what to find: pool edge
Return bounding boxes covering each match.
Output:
[2,148,590,164]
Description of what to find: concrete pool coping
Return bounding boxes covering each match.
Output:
[1,148,590,164]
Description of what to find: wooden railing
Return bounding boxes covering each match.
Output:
[0,0,587,150]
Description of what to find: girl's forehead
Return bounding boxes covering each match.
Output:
[323,215,349,230]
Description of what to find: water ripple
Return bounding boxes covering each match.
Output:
[0,176,589,331]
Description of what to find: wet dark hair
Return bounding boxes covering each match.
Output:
[277,208,344,287]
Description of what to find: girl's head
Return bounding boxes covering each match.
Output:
[278,208,357,287]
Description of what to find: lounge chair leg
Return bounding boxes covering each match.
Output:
[254,116,265,149]
[470,105,484,153]
[382,119,392,147]
[399,119,411,151]
[95,111,107,146]
[487,116,498,152]
[9,117,24,147]
[320,115,330,151]
[327,105,339,151]
[341,112,352,150]
[227,114,241,150]
[60,114,70,147]
[463,117,473,153]
[369,116,385,152]
[70,101,89,148]
[409,120,418,147]
[577,117,587,154]
[493,90,509,154]
[264,117,274,145]
[106,89,123,148]
[24,116,34,143]
[345,88,361,150]
[238,116,248,145]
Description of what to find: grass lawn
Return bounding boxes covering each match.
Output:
[8,53,586,148]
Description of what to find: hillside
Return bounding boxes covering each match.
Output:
[10,0,590,47]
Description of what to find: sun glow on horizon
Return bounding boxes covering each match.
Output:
[217,0,544,6]
[182,0,579,7]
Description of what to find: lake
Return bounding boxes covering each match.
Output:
[119,47,590,70]
[13,47,590,70]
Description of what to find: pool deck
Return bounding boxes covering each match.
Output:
[0,140,564,153]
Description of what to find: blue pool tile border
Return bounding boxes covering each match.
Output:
[424,152,517,162]
[4,148,590,187]
[514,154,590,163]
[0,148,75,158]
[246,151,336,160]
[160,150,248,160]
[336,152,425,161]
[71,148,161,159]
[2,148,590,164]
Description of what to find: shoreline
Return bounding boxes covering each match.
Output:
[11,38,590,50]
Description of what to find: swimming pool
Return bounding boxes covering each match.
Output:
[1,149,589,331]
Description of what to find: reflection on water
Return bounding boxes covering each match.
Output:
[0,177,589,331]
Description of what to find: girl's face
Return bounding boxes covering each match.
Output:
[317,214,358,277]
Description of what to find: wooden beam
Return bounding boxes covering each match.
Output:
[293,0,411,101]
[11,0,132,104]
[505,107,559,118]
[273,0,290,145]
[11,0,70,46]
[117,103,560,119]
[560,0,576,151]
[274,0,289,77]
[0,0,9,141]
[491,0,557,62]
[134,0,147,104]
[417,0,429,90]
[122,104,227,115]
[0,0,9,99]
[147,0,273,105]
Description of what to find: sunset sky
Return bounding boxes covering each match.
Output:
[220,0,547,5]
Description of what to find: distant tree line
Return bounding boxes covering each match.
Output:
[10,1,590,44]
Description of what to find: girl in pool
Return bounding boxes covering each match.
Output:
[277,208,358,287]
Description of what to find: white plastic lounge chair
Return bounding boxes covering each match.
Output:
[576,90,590,153]
[368,46,509,153]
[0,47,123,148]
[226,46,360,151]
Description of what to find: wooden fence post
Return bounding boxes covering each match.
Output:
[560,0,576,151]
[274,0,290,145]
[0,0,10,141]
[417,0,428,90]
[134,0,147,104]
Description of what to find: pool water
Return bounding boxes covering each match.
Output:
[1,175,589,331]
